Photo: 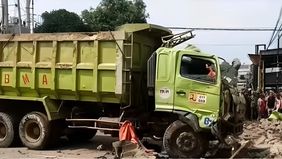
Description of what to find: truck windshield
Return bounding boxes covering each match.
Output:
[180,55,216,83]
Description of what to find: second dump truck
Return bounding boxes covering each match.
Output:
[0,24,245,158]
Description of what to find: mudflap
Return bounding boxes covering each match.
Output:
[179,113,202,132]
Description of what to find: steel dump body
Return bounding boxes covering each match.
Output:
[0,24,171,104]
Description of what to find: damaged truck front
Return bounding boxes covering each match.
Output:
[148,43,246,157]
[0,24,245,158]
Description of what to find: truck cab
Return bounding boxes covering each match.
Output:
[148,45,245,157]
[155,46,220,129]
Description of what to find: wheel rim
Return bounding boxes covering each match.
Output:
[24,121,41,143]
[0,121,7,141]
[176,131,197,152]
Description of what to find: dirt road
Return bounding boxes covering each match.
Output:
[0,133,116,159]
[1,119,282,159]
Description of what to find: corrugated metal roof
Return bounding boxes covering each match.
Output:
[260,48,282,55]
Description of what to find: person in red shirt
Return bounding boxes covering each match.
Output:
[257,93,267,119]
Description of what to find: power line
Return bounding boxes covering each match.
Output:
[267,7,282,49]
[268,24,282,48]
[167,27,281,31]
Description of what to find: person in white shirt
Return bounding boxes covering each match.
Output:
[275,92,282,113]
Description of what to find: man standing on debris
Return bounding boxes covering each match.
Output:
[250,89,259,120]
[266,90,276,116]
[243,89,251,120]
[257,93,267,119]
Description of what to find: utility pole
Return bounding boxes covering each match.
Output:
[31,0,34,33]
[17,0,22,34]
[1,0,8,33]
[26,0,31,30]
[26,0,34,33]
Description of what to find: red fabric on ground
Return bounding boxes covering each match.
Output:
[119,120,139,144]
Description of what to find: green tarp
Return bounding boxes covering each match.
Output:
[268,111,282,120]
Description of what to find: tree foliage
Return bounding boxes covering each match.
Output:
[35,9,91,33]
[81,0,149,31]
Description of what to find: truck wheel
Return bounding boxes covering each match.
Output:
[0,112,17,147]
[19,112,51,149]
[163,120,208,158]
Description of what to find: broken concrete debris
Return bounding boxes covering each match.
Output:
[238,119,282,158]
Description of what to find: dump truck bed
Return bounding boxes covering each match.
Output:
[0,24,171,105]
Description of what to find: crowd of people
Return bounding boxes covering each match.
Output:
[243,89,282,120]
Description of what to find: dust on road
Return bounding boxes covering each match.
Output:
[2,120,282,159]
[0,134,117,159]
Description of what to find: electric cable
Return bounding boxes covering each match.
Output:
[167,27,282,31]
[267,7,282,49]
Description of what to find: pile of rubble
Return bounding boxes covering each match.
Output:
[239,119,282,158]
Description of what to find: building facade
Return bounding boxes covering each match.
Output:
[237,64,251,90]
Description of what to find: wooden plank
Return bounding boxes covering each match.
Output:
[229,141,251,159]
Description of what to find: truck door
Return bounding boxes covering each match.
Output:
[174,52,221,128]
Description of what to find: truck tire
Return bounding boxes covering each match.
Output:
[0,112,17,147]
[19,112,51,149]
[163,120,208,158]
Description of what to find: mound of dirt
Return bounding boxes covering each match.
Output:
[238,119,282,158]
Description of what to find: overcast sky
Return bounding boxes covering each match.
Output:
[21,0,282,63]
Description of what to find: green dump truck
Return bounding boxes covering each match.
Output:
[0,24,245,157]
